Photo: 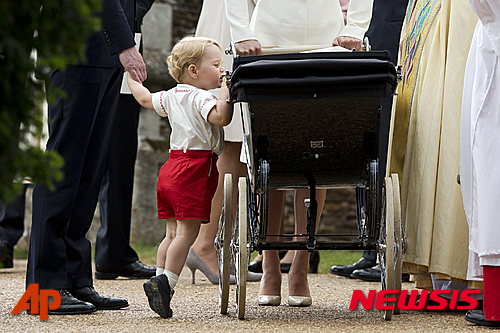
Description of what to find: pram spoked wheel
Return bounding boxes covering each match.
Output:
[233,177,248,319]
[392,174,403,315]
[380,177,395,320]
[216,176,251,319]
[216,174,232,314]
[379,174,403,320]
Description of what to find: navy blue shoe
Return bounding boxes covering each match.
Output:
[143,275,174,318]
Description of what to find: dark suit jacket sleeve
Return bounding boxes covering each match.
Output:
[136,0,155,31]
[100,0,136,56]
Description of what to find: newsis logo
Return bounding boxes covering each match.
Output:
[11,284,61,320]
[349,289,481,310]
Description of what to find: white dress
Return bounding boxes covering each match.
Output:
[226,0,373,46]
[460,0,500,280]
[195,0,256,142]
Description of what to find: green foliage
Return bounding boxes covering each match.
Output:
[0,0,101,203]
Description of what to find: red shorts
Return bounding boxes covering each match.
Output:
[157,150,218,222]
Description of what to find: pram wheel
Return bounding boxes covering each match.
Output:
[380,177,395,320]
[391,174,403,314]
[233,177,248,319]
[216,174,233,314]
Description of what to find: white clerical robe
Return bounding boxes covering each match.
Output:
[225,0,373,46]
[460,0,500,280]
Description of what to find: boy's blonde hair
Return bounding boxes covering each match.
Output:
[167,36,223,83]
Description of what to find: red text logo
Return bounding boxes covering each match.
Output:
[349,289,481,310]
[11,284,61,320]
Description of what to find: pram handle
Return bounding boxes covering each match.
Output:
[225,37,371,56]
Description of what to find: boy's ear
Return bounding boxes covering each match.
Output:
[188,64,198,79]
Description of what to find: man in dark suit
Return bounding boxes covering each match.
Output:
[329,0,409,281]
[94,0,156,281]
[26,0,147,315]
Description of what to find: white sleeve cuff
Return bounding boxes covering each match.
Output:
[199,98,218,121]
[152,91,168,117]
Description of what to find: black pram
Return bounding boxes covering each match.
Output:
[215,49,403,321]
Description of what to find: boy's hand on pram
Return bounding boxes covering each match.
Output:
[332,36,362,51]
[235,40,263,56]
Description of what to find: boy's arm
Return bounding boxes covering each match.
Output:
[127,72,154,110]
[207,83,233,126]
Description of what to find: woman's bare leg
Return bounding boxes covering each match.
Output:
[288,189,326,297]
[190,142,246,274]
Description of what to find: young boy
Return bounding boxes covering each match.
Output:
[127,36,233,318]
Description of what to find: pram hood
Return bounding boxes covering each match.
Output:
[230,51,398,101]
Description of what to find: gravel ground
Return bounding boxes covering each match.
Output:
[0,260,489,332]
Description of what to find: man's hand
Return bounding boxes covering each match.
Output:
[119,47,147,82]
[235,40,262,56]
[332,36,363,51]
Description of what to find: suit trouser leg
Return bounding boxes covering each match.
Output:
[0,185,28,247]
[95,94,141,267]
[27,66,122,289]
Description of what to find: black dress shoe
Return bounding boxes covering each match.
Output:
[143,275,174,318]
[351,265,410,283]
[95,261,156,279]
[47,289,96,315]
[0,239,13,269]
[465,310,500,327]
[351,264,382,282]
[68,287,128,310]
[329,257,376,277]
[248,260,263,273]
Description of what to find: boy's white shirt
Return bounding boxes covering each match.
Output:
[151,84,224,155]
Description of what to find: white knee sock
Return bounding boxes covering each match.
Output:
[156,267,165,276]
[163,270,179,290]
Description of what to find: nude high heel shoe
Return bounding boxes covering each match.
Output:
[185,248,236,285]
[288,296,312,307]
[258,295,281,306]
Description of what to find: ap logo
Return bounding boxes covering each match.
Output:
[11,284,61,320]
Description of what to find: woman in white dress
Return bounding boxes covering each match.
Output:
[225,0,373,307]
[460,0,500,326]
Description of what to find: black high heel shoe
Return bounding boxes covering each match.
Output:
[248,260,263,273]
[280,263,292,273]
[308,251,320,274]
[250,251,288,273]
